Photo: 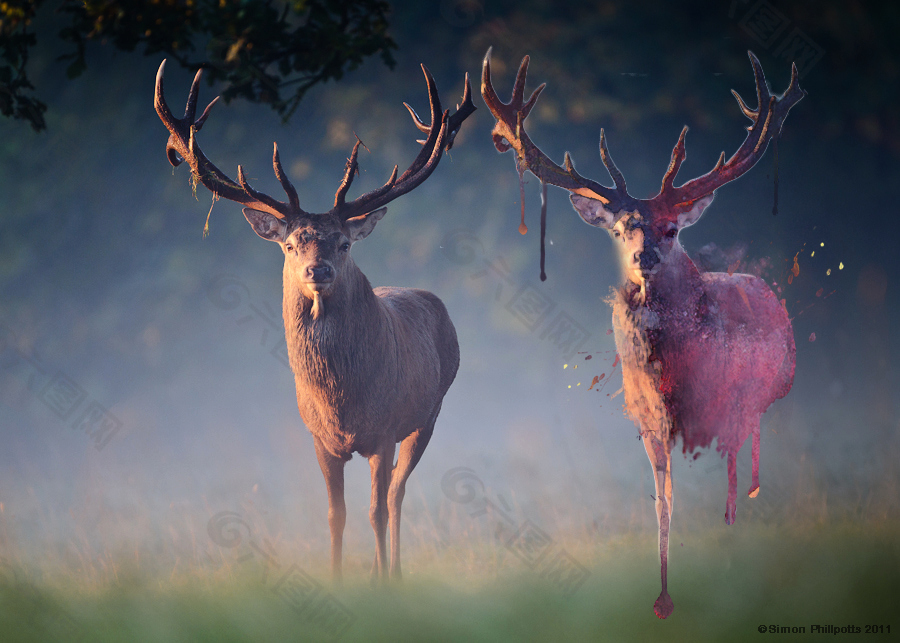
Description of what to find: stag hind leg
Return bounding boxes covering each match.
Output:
[643,430,674,619]
[387,413,437,581]
[313,436,347,585]
[369,440,396,584]
[726,450,738,525]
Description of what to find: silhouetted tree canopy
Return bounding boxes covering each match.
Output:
[0,0,396,131]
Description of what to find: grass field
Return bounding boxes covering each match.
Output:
[1,517,897,642]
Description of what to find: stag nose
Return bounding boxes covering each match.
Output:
[305,264,334,283]
[638,250,659,273]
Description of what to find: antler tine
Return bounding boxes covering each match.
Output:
[731,88,757,122]
[404,102,431,134]
[599,128,628,192]
[334,139,363,208]
[511,56,530,107]
[783,60,806,105]
[480,48,505,117]
[347,113,450,221]
[156,61,186,168]
[273,143,300,212]
[155,60,176,126]
[396,65,444,183]
[481,48,632,209]
[660,126,688,193]
[236,163,300,216]
[660,51,805,207]
[749,52,771,113]
[185,68,202,123]
[194,95,219,132]
[334,65,474,222]
[446,72,476,150]
[154,60,305,220]
[516,59,546,120]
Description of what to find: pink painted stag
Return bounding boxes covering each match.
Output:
[482,50,803,618]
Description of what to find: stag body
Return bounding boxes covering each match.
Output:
[156,61,474,581]
[483,50,802,618]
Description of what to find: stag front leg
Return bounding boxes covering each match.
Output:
[313,436,346,585]
[726,450,738,525]
[368,440,396,584]
[388,414,437,580]
[643,430,674,619]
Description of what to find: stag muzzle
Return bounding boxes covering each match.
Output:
[638,247,661,279]
[304,264,335,291]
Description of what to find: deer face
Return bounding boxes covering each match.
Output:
[243,207,387,301]
[570,194,714,286]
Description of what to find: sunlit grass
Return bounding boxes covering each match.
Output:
[1,513,898,642]
[2,431,899,642]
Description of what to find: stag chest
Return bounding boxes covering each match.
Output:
[610,289,672,438]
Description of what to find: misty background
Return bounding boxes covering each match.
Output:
[0,0,896,594]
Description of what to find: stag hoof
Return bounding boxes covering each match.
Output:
[654,591,674,619]
[725,504,736,525]
[748,484,760,498]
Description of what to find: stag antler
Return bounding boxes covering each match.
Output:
[333,64,476,221]
[657,51,806,208]
[155,61,476,223]
[155,61,304,220]
[482,49,805,214]
[481,48,637,213]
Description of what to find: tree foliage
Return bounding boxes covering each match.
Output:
[1,0,397,131]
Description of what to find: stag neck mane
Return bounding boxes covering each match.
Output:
[282,258,392,378]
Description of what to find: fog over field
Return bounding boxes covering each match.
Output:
[0,1,897,639]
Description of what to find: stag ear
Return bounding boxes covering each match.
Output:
[676,193,715,229]
[243,208,287,242]
[570,194,619,229]
[345,207,387,242]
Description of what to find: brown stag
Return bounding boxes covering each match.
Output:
[482,49,802,618]
[155,61,475,582]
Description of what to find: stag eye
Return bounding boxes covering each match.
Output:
[339,241,350,252]
[665,229,678,239]
[284,243,294,253]
[613,230,621,238]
